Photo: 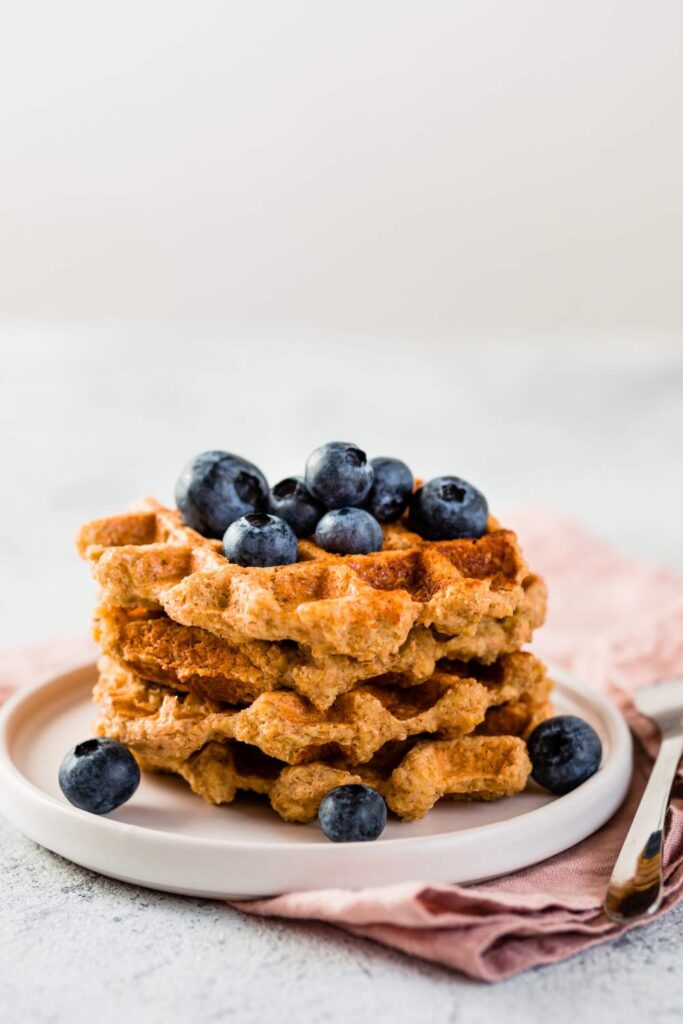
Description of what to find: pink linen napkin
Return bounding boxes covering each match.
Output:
[0,633,98,703]
[3,512,683,981]
[233,511,683,980]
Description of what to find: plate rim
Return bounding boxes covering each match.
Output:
[0,659,632,860]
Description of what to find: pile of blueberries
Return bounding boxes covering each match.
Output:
[174,442,490,566]
[58,442,603,841]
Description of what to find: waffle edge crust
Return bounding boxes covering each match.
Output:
[92,571,546,710]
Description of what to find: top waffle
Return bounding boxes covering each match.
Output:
[77,498,537,662]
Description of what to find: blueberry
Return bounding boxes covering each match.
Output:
[59,738,140,815]
[408,475,488,540]
[269,476,323,538]
[366,457,414,523]
[527,715,602,795]
[224,512,298,567]
[314,507,383,555]
[175,450,269,538]
[318,784,387,842]
[305,442,374,509]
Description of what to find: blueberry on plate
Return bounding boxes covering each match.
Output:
[304,442,374,509]
[318,784,388,842]
[408,475,488,540]
[527,715,602,795]
[269,476,323,537]
[175,450,269,538]
[59,737,140,815]
[366,457,414,523]
[314,507,383,555]
[224,512,298,567]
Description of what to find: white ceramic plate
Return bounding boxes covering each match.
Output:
[0,663,632,898]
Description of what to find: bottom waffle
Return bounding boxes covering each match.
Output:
[134,734,532,822]
[93,653,552,821]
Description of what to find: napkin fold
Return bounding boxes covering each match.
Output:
[3,511,683,981]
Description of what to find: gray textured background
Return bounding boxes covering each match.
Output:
[2,820,683,1024]
[1,330,682,1022]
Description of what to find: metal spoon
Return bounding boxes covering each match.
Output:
[604,677,683,922]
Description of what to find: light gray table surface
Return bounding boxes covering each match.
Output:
[1,327,682,1023]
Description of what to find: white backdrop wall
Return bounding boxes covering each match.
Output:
[1,1,682,336]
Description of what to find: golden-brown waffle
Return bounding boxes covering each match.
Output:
[93,571,546,709]
[133,734,532,822]
[77,498,535,661]
[94,651,551,767]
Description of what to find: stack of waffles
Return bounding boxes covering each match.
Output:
[76,498,552,822]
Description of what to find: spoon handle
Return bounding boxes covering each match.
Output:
[604,733,683,922]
